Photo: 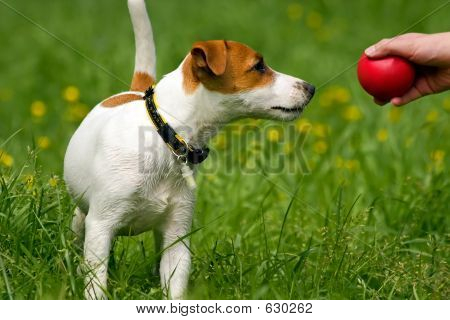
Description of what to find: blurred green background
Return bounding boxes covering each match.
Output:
[0,0,449,299]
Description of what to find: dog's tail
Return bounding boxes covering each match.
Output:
[128,0,156,91]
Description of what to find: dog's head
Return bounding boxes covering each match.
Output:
[182,40,315,121]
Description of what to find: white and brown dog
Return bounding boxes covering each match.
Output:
[64,0,315,299]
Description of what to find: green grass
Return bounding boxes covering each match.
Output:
[0,0,449,299]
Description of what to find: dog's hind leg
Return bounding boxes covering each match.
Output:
[83,208,115,300]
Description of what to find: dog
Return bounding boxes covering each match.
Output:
[64,0,315,299]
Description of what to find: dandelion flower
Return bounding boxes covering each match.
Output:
[430,150,445,163]
[330,85,351,104]
[312,123,329,138]
[267,128,282,142]
[24,174,34,189]
[430,150,445,171]
[48,176,59,187]
[342,105,362,122]
[213,133,227,150]
[37,136,51,149]
[313,140,328,154]
[306,11,323,30]
[295,118,312,133]
[376,129,388,142]
[319,86,351,107]
[426,110,439,123]
[63,85,80,103]
[31,100,47,118]
[283,142,294,154]
[0,150,14,167]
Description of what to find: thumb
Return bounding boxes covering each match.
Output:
[365,35,419,59]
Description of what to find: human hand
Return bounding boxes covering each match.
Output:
[365,32,450,106]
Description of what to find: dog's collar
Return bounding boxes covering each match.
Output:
[143,86,209,165]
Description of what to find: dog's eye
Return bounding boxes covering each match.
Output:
[252,60,266,73]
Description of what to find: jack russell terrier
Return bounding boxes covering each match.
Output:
[64,0,315,299]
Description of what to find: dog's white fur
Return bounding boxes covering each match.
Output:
[64,0,314,299]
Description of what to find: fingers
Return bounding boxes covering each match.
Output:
[365,33,423,60]
[390,88,423,106]
[390,77,433,106]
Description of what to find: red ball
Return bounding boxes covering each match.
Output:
[357,53,416,102]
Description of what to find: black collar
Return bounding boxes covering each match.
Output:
[143,86,209,165]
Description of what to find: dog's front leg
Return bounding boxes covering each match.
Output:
[83,212,114,299]
[159,198,194,299]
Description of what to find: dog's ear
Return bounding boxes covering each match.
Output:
[191,40,227,76]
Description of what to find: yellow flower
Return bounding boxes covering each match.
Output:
[388,108,403,123]
[295,118,312,133]
[23,174,34,189]
[30,100,47,118]
[345,159,360,171]
[426,110,439,123]
[66,103,89,122]
[333,86,351,104]
[312,123,329,138]
[0,150,14,167]
[443,97,450,111]
[342,105,362,121]
[48,176,59,187]
[63,85,80,103]
[313,140,328,154]
[267,128,282,142]
[306,11,323,30]
[376,129,388,142]
[319,86,351,107]
[231,124,245,135]
[246,119,262,126]
[287,3,303,21]
[430,150,445,163]
[37,136,51,149]
[283,142,294,154]
[430,150,445,171]
[213,133,227,150]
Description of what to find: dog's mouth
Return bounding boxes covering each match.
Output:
[270,105,304,113]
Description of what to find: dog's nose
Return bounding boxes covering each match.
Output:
[298,82,315,97]
[305,83,315,96]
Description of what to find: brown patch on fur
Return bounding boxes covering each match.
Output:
[130,72,155,92]
[101,93,143,108]
[182,40,275,95]
[183,55,200,94]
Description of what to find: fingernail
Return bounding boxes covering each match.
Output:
[365,45,376,56]
[391,98,402,106]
